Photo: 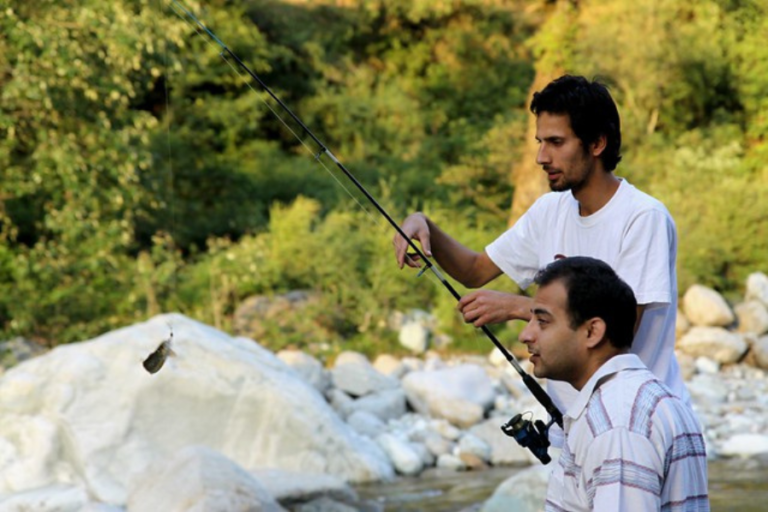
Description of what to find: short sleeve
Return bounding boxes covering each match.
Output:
[616,209,676,306]
[485,195,549,289]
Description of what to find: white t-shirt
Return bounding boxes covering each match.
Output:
[546,354,709,511]
[486,179,691,445]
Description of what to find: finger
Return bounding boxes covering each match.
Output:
[393,237,407,268]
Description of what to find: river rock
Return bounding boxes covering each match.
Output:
[375,433,423,476]
[749,335,768,370]
[372,354,407,378]
[456,432,492,464]
[126,445,284,512]
[677,326,748,363]
[734,301,768,335]
[331,352,399,397]
[746,272,768,307]
[249,469,363,510]
[346,410,387,439]
[0,314,393,505]
[399,321,430,354]
[683,285,735,327]
[347,388,407,422]
[480,464,550,512]
[470,419,537,466]
[0,484,90,512]
[402,364,495,428]
[436,453,466,471]
[277,349,331,394]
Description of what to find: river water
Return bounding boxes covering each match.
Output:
[355,458,768,511]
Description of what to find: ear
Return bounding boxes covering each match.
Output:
[583,317,607,349]
[590,135,607,158]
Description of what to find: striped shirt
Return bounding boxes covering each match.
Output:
[545,354,709,511]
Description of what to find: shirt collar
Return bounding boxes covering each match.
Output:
[564,353,645,419]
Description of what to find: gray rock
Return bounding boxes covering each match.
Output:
[349,389,407,423]
[677,326,748,363]
[126,445,285,512]
[422,432,454,458]
[375,433,423,476]
[249,468,358,507]
[683,284,735,327]
[480,465,550,512]
[750,335,768,370]
[0,484,89,512]
[746,272,768,307]
[0,314,393,505]
[457,433,492,463]
[372,354,407,378]
[347,410,387,439]
[399,321,430,354]
[402,364,495,428]
[735,300,768,335]
[277,349,331,394]
[469,419,536,466]
[331,352,399,397]
[436,453,466,471]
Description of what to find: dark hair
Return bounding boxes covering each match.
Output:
[534,257,637,349]
[530,75,622,171]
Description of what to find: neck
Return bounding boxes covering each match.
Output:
[572,171,621,217]
[571,347,627,391]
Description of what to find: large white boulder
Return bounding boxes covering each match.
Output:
[126,445,284,512]
[0,314,392,505]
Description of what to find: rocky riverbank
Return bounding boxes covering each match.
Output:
[0,272,766,511]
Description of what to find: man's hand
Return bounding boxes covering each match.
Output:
[393,212,432,269]
[458,290,532,327]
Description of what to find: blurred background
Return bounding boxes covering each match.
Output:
[0,0,765,358]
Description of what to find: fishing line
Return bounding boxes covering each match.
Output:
[159,1,564,451]
[168,1,385,232]
[143,0,179,374]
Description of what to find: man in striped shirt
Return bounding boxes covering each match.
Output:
[519,256,708,511]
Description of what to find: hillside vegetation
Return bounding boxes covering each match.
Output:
[0,0,765,353]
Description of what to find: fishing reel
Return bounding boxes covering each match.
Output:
[501,412,553,465]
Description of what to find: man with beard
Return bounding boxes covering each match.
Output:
[393,75,690,447]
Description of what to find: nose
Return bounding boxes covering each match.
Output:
[519,319,535,346]
[536,143,550,166]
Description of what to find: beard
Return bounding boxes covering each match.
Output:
[546,169,586,193]
[545,163,593,193]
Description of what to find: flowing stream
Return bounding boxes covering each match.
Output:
[355,458,768,511]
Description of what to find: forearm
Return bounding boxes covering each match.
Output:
[423,216,501,288]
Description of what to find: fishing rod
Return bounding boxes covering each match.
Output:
[168,0,562,464]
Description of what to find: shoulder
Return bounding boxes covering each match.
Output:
[619,180,673,220]
[525,191,574,218]
[586,369,681,435]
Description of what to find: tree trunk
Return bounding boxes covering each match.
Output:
[508,0,580,226]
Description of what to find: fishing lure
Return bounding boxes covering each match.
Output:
[142,328,175,374]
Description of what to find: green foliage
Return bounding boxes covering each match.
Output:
[0,0,765,355]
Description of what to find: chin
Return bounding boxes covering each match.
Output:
[549,182,571,192]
